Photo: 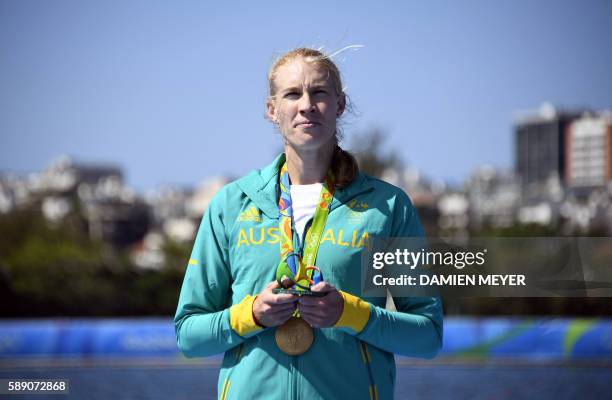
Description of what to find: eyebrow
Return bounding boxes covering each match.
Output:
[280,83,331,94]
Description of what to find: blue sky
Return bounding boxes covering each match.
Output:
[1,0,611,191]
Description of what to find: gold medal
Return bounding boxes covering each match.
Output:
[275,317,314,356]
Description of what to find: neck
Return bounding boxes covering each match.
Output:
[284,143,335,185]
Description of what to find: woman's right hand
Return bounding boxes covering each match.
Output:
[252,281,298,327]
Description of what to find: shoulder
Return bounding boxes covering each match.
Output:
[205,179,248,213]
[359,173,415,209]
[356,173,422,236]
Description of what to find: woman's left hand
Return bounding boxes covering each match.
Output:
[298,281,344,328]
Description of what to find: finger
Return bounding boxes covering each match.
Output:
[275,313,296,326]
[267,303,297,314]
[299,312,315,326]
[261,281,291,300]
[265,281,280,290]
[260,307,295,326]
[297,296,325,306]
[261,286,297,304]
[273,308,298,322]
[260,303,295,317]
[267,293,298,305]
[300,313,323,328]
[298,305,327,319]
[297,301,323,310]
[310,281,335,293]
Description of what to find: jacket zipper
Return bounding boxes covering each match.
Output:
[289,215,303,400]
[359,341,378,400]
[293,356,299,400]
[295,218,308,400]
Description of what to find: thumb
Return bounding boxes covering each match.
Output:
[266,281,280,290]
[310,281,334,293]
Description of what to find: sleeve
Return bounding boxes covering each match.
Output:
[334,191,443,359]
[174,190,264,358]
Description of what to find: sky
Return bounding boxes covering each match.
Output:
[1,0,611,192]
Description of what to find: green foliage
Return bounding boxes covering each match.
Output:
[347,128,403,178]
[0,204,189,317]
[474,223,557,237]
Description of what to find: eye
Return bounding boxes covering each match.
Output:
[284,91,300,99]
[314,89,328,95]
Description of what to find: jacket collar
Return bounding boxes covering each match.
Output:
[236,153,374,219]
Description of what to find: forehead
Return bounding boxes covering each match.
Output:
[273,58,332,89]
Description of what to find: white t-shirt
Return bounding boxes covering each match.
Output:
[290,183,323,245]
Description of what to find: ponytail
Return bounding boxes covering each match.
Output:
[331,145,359,189]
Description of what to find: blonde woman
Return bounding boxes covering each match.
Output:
[175,48,443,400]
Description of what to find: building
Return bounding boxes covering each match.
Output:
[33,155,123,194]
[186,176,231,219]
[465,166,520,229]
[437,192,469,232]
[515,103,582,192]
[565,112,612,190]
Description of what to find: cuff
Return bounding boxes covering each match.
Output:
[229,295,264,337]
[334,291,371,334]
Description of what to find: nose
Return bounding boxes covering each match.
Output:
[298,93,316,114]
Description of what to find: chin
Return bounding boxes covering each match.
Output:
[291,138,335,153]
[296,129,334,141]
[284,127,335,150]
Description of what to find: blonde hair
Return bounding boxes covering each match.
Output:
[268,48,344,99]
[267,47,359,188]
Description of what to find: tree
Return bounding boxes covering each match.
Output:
[345,128,403,178]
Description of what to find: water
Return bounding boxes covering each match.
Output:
[1,360,609,399]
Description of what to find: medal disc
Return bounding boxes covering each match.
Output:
[275,317,314,356]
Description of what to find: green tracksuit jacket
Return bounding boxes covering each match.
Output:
[175,153,443,400]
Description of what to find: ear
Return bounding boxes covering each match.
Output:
[266,98,278,123]
[336,93,346,117]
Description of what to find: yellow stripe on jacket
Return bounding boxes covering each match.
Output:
[229,295,263,337]
[335,291,371,333]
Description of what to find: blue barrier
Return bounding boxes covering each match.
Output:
[0,318,611,359]
[0,319,177,358]
[440,318,612,359]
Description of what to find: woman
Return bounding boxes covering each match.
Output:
[175,48,443,400]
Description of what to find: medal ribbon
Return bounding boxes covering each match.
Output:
[277,161,335,291]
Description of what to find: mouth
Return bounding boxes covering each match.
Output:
[295,121,321,128]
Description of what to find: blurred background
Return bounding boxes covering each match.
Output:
[1,1,611,399]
